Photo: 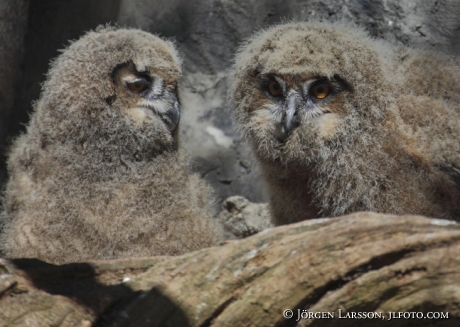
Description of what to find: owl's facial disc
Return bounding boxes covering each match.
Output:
[258,74,345,142]
[122,73,180,131]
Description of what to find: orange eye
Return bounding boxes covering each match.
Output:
[268,80,283,97]
[127,79,149,93]
[310,83,330,99]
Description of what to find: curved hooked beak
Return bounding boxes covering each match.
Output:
[284,95,298,135]
[161,95,180,131]
[275,94,300,142]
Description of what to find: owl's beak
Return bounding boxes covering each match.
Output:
[163,98,180,131]
[284,95,298,134]
[170,100,180,128]
[274,94,299,142]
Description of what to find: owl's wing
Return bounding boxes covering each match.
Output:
[398,64,460,188]
[400,49,460,107]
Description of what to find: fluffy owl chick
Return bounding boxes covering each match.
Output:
[0,26,222,264]
[228,21,460,225]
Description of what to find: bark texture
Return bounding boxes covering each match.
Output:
[1,212,459,327]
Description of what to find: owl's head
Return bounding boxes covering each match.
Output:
[35,26,183,153]
[229,21,395,164]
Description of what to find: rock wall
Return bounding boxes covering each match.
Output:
[2,0,460,205]
[0,0,29,190]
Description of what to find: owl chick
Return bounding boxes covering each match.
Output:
[0,26,222,264]
[228,21,460,225]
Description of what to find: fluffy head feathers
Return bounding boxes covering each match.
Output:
[229,21,460,224]
[0,27,222,263]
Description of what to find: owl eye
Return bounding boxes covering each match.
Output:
[268,80,283,97]
[126,78,150,93]
[310,83,331,99]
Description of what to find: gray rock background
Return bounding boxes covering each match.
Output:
[0,0,29,194]
[1,0,460,206]
[217,196,272,239]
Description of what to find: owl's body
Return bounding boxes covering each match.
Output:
[0,27,222,264]
[229,21,460,225]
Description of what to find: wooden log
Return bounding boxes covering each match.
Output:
[1,212,459,326]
